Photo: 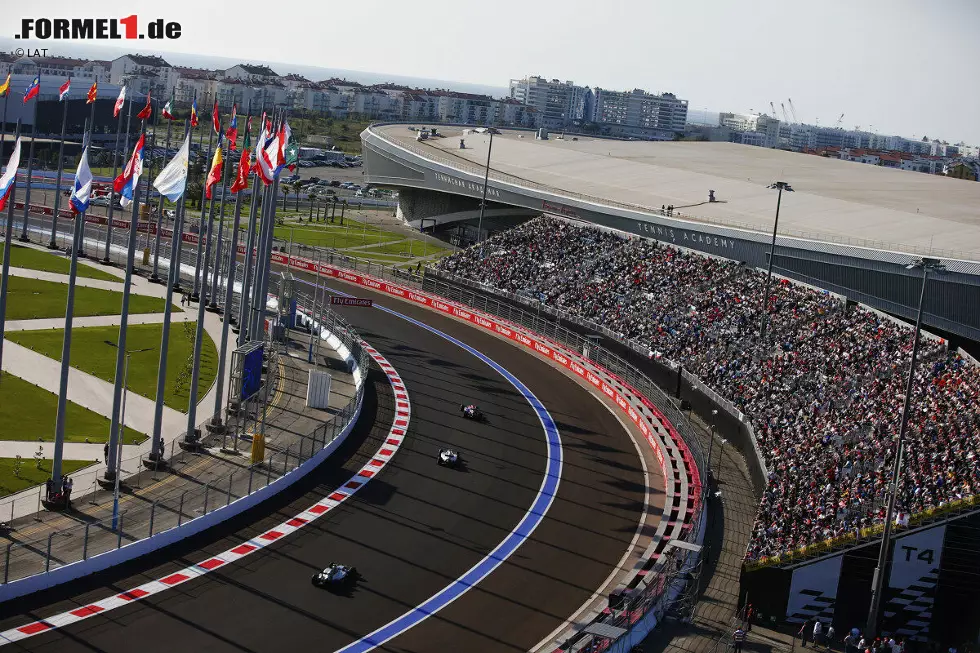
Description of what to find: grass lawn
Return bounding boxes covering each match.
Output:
[357,240,450,257]
[0,373,144,445]
[273,225,402,250]
[0,458,95,498]
[1,244,121,282]
[6,323,218,413]
[0,277,171,321]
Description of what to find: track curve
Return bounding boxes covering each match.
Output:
[0,283,653,652]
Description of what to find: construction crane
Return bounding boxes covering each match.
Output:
[770,101,778,118]
[780,102,790,124]
[787,98,800,124]
[835,113,845,129]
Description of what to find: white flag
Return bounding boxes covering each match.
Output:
[69,147,93,214]
[153,132,191,202]
[0,137,23,211]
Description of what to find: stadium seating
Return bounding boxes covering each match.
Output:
[437,216,980,560]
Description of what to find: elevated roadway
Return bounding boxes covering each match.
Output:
[362,123,980,343]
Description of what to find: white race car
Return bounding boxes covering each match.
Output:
[311,563,359,589]
[437,448,461,468]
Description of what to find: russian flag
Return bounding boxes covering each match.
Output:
[58,78,71,101]
[113,134,145,208]
[0,137,23,212]
[23,76,40,104]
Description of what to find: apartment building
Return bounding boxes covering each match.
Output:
[591,88,688,139]
[509,76,591,129]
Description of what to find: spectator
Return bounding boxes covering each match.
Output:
[733,626,747,653]
[437,216,980,558]
[827,624,836,650]
[814,620,824,648]
[799,618,813,648]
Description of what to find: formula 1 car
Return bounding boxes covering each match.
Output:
[311,563,359,589]
[460,404,484,421]
[437,448,461,468]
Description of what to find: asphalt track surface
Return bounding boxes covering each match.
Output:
[0,270,651,652]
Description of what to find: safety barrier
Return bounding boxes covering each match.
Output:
[0,307,368,603]
[263,249,708,652]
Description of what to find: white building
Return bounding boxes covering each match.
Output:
[11,56,109,83]
[591,88,688,139]
[221,64,279,84]
[110,54,176,99]
[718,112,780,148]
[173,67,216,105]
[509,76,591,129]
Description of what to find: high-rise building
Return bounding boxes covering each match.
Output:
[591,88,688,139]
[509,76,591,129]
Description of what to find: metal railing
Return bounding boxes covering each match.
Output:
[0,306,368,586]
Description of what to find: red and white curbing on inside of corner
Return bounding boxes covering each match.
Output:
[0,343,409,647]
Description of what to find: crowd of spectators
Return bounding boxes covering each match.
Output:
[436,216,980,559]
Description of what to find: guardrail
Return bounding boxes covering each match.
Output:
[259,245,709,652]
[365,123,980,264]
[0,305,368,599]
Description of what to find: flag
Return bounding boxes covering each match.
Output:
[242,115,253,151]
[153,132,190,201]
[161,90,176,120]
[114,86,127,118]
[254,125,276,185]
[211,99,220,135]
[137,92,152,121]
[0,137,22,212]
[190,98,199,127]
[69,146,94,214]
[205,135,224,199]
[284,143,299,172]
[113,134,145,208]
[58,78,71,101]
[23,76,40,104]
[86,80,98,104]
[273,121,291,174]
[0,74,11,97]
[225,104,238,151]
[230,143,250,193]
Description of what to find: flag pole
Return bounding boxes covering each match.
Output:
[19,69,40,242]
[78,87,97,258]
[207,136,232,310]
[0,120,24,391]
[138,118,157,270]
[103,121,146,496]
[50,119,90,491]
[191,108,215,302]
[103,94,132,264]
[211,135,248,434]
[48,76,71,249]
[150,98,174,283]
[181,138,217,449]
[250,109,282,342]
[173,89,196,294]
[145,119,191,468]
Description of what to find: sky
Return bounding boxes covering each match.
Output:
[3,0,978,144]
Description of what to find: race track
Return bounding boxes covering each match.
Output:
[0,271,654,652]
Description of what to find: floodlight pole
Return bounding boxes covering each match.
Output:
[865,258,942,637]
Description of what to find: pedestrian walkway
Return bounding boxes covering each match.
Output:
[3,310,195,333]
[0,328,360,585]
[0,305,234,521]
[635,413,778,653]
